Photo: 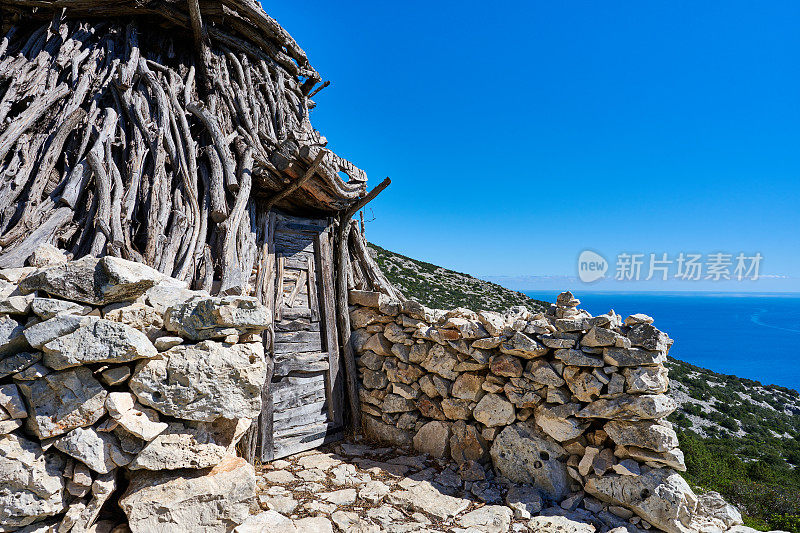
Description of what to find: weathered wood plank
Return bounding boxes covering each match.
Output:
[285,269,307,307]
[275,318,318,332]
[272,337,323,355]
[274,329,321,344]
[280,306,312,320]
[318,226,343,426]
[306,254,320,322]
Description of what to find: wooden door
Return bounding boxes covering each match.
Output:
[260,212,344,460]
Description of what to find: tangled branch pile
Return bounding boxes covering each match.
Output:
[0,0,367,292]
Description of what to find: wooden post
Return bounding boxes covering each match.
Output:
[334,177,391,433]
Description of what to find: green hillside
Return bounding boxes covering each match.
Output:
[369,242,800,532]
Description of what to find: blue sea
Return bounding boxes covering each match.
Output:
[523,291,800,391]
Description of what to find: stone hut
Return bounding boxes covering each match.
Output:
[0,2,753,532]
[0,0,397,465]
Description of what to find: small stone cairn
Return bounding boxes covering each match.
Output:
[0,247,269,532]
[350,289,745,533]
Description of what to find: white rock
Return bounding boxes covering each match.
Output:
[53,426,131,473]
[130,419,249,470]
[27,243,68,268]
[459,505,513,533]
[120,455,255,532]
[164,295,269,340]
[489,421,570,501]
[474,394,516,427]
[106,393,168,442]
[19,256,164,305]
[42,319,157,370]
[0,433,66,530]
[17,367,107,439]
[585,468,698,533]
[129,340,266,422]
[0,384,27,419]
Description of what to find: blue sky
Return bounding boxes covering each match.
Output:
[268,1,800,290]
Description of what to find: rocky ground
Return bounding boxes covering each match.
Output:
[244,439,758,533]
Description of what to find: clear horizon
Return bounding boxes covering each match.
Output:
[269,1,800,292]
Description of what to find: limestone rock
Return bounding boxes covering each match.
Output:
[42,319,157,370]
[421,344,458,380]
[478,311,505,336]
[19,256,163,305]
[603,420,678,452]
[500,331,548,359]
[0,384,26,419]
[100,366,131,386]
[363,415,412,447]
[164,295,269,340]
[555,348,604,367]
[528,360,566,387]
[0,433,65,530]
[458,505,513,533]
[506,485,543,519]
[440,397,472,420]
[581,327,618,348]
[30,298,92,320]
[585,468,698,533]
[696,490,743,529]
[0,350,41,378]
[627,324,670,352]
[535,404,590,442]
[450,420,488,464]
[106,392,168,442]
[577,394,677,421]
[412,420,451,458]
[474,394,515,427]
[615,445,687,472]
[527,514,596,532]
[0,315,24,353]
[624,314,654,326]
[27,243,68,268]
[451,372,485,401]
[603,347,665,367]
[489,421,570,501]
[624,366,669,394]
[387,480,470,520]
[18,367,107,439]
[53,426,131,473]
[120,455,255,533]
[490,355,523,377]
[130,340,266,422]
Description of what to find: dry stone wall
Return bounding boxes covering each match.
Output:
[0,249,268,532]
[350,289,743,533]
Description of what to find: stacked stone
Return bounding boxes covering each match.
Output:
[351,289,741,533]
[0,248,268,532]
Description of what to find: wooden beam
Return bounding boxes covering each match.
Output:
[263,149,327,213]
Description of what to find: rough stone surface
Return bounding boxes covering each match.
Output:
[130,419,247,470]
[0,433,66,530]
[603,420,679,452]
[412,421,450,458]
[130,340,266,422]
[18,366,107,439]
[164,295,269,340]
[42,319,157,370]
[19,256,163,305]
[474,394,515,427]
[585,468,698,533]
[490,421,570,501]
[53,426,131,473]
[120,455,255,533]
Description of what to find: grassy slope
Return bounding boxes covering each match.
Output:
[369,242,800,532]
